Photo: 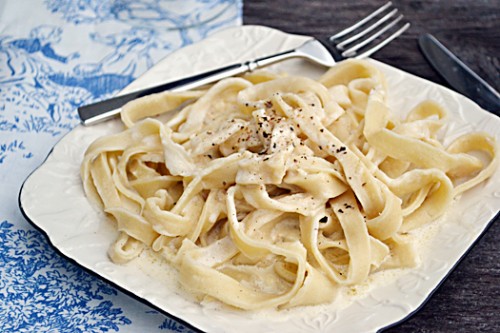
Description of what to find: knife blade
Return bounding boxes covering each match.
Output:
[418,33,500,115]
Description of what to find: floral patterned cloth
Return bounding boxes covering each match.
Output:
[0,1,242,332]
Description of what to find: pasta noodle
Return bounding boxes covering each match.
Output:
[81,59,498,310]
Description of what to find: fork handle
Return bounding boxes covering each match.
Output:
[78,49,296,125]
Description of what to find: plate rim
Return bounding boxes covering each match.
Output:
[18,157,500,333]
[17,24,500,333]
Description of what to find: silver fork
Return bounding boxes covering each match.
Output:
[79,1,410,125]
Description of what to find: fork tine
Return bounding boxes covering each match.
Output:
[329,1,394,40]
[336,8,399,50]
[353,22,411,59]
[341,14,404,57]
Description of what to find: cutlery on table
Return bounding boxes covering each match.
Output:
[78,1,410,125]
[419,33,500,115]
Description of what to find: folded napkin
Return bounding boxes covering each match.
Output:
[0,1,241,332]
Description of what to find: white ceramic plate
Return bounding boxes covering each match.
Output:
[19,26,500,333]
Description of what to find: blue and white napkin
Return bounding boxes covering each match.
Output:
[0,1,242,332]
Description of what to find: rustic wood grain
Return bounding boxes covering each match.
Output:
[243,1,499,332]
[243,0,500,91]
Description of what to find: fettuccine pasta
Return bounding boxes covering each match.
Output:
[81,59,497,310]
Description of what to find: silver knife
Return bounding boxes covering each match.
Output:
[418,33,500,115]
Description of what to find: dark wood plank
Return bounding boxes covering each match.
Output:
[243,0,500,90]
[243,1,499,332]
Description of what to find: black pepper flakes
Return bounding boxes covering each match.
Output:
[319,216,328,223]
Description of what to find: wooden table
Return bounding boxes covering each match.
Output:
[244,1,499,332]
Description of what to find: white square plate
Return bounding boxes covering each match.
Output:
[19,26,500,333]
